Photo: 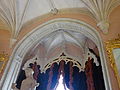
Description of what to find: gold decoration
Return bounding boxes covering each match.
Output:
[106,34,120,89]
[0,52,8,73]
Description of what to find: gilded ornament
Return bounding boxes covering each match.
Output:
[0,52,8,73]
[106,35,120,89]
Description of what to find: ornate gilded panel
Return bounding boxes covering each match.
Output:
[106,36,120,88]
[0,52,8,73]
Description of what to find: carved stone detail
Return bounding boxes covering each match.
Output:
[10,38,17,48]
[97,21,109,34]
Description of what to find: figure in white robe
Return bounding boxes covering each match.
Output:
[12,68,38,90]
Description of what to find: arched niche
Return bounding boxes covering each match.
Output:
[0,18,111,90]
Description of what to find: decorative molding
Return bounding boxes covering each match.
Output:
[43,51,99,73]
[51,8,58,15]
[85,48,99,67]
[14,55,22,63]
[43,53,84,73]
[97,21,109,34]
[21,51,99,73]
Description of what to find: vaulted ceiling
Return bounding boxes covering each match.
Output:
[0,0,120,44]
[24,30,97,71]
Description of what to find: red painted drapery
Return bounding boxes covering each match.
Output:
[85,57,95,90]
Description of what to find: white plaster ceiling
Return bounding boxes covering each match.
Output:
[21,0,85,23]
[0,0,120,39]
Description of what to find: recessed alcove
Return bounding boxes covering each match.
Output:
[14,30,105,90]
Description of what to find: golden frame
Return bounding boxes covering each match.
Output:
[0,52,8,73]
[106,36,120,88]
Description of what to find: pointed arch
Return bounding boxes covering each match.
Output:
[1,18,111,90]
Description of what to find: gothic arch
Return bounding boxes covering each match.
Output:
[1,18,111,90]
